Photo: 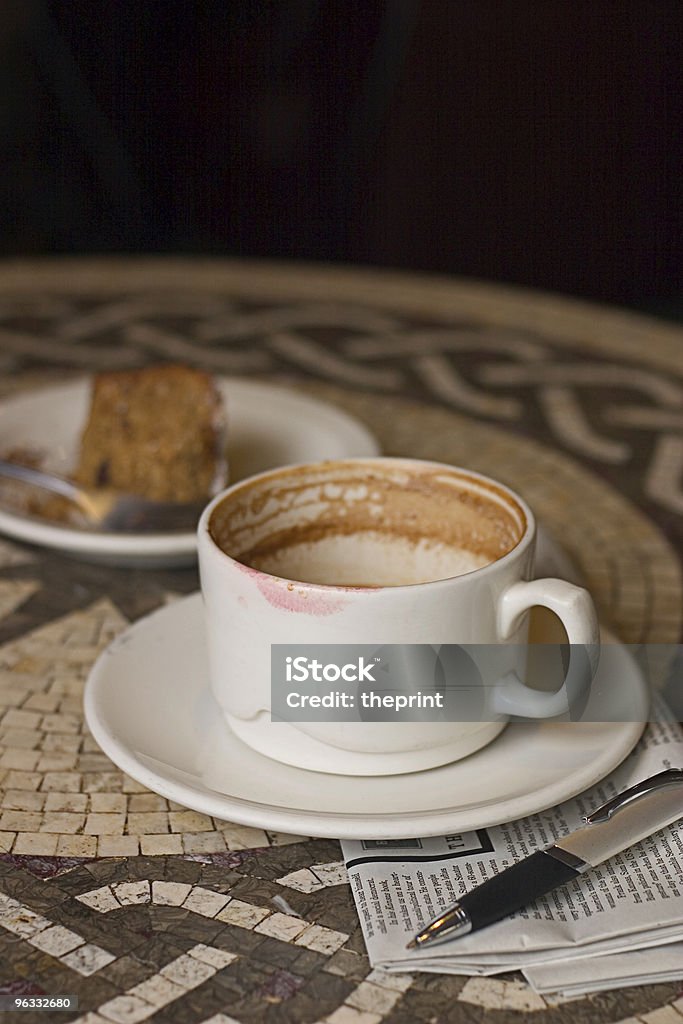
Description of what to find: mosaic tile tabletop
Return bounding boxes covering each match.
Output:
[0,258,681,1023]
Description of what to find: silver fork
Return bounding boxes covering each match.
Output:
[0,459,209,533]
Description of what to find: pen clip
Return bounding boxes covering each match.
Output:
[584,768,683,825]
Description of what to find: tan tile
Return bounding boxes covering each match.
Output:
[4,770,41,791]
[36,753,78,772]
[82,772,122,793]
[169,810,215,833]
[0,810,42,831]
[90,793,127,814]
[44,792,88,813]
[22,693,60,713]
[128,794,168,812]
[47,675,83,697]
[41,772,81,792]
[13,832,59,856]
[58,696,83,715]
[5,655,45,672]
[56,834,98,857]
[78,754,115,773]
[181,832,226,854]
[0,832,16,852]
[41,733,81,753]
[40,812,86,834]
[41,704,84,726]
[0,728,42,749]
[81,734,102,752]
[127,812,168,834]
[121,774,148,794]
[1,708,42,730]
[1,790,46,812]
[84,813,126,835]
[0,749,40,771]
[97,835,139,857]
[140,834,183,856]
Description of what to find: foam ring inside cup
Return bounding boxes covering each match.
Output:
[209,462,526,587]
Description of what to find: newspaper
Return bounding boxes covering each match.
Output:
[342,708,683,997]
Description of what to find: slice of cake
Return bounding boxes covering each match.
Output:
[75,365,226,502]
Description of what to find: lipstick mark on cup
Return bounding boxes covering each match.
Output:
[235,562,348,615]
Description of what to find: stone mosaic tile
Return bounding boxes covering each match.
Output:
[2,278,683,1023]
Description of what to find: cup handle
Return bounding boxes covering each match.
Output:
[492,578,600,718]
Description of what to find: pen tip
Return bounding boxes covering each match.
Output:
[405,938,417,950]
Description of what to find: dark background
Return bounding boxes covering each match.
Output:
[1,1,681,313]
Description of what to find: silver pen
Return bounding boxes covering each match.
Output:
[407,767,683,949]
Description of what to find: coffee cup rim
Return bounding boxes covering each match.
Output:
[198,457,536,591]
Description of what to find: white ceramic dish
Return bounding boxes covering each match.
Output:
[84,593,648,839]
[0,378,380,567]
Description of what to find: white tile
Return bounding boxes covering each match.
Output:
[76,886,120,914]
[160,953,216,989]
[345,982,401,1015]
[98,994,155,1023]
[642,1010,683,1024]
[188,944,238,969]
[129,974,185,1008]
[0,904,52,938]
[29,924,85,956]
[61,943,117,976]
[277,868,325,893]
[150,881,192,906]
[112,881,151,906]
[365,969,413,992]
[295,924,348,955]
[182,887,231,918]
[255,912,308,942]
[458,977,546,1012]
[197,1015,243,1024]
[216,899,270,929]
[311,862,348,887]
[326,1007,382,1024]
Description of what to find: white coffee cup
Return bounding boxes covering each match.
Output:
[197,458,600,775]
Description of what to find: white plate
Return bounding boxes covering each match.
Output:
[0,378,380,567]
[84,593,648,839]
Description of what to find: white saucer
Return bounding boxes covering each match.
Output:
[84,593,648,839]
[0,378,380,567]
